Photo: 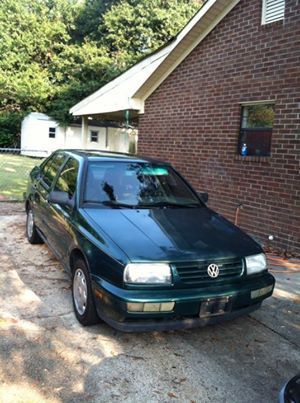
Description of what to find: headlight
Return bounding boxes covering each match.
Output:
[245,253,267,275]
[124,263,172,284]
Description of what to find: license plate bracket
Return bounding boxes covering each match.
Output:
[199,297,232,318]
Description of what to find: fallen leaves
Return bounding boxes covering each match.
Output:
[168,391,177,399]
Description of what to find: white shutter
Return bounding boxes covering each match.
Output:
[262,0,285,24]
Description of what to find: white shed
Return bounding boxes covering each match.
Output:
[21,112,136,157]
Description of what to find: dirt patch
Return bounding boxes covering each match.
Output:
[0,202,24,215]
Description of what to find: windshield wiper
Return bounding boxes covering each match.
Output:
[138,201,201,208]
[84,200,136,208]
[85,200,201,209]
[101,201,136,209]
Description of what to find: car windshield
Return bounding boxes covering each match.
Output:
[84,161,202,208]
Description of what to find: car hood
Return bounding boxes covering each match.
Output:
[84,207,262,262]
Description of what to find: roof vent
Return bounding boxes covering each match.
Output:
[262,0,285,24]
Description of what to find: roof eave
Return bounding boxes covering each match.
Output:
[69,43,173,116]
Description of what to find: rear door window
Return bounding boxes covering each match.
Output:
[41,153,66,187]
[54,157,79,199]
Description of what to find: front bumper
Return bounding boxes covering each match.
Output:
[92,273,275,332]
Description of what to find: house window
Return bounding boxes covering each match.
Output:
[238,103,275,157]
[49,127,56,138]
[262,0,285,24]
[90,130,98,143]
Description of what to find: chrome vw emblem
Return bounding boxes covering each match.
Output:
[207,263,219,278]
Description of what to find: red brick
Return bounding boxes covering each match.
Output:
[138,0,300,253]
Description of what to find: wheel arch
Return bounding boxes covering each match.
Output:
[69,248,90,274]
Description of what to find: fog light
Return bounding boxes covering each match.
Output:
[251,285,273,299]
[127,303,144,312]
[143,303,161,312]
[127,302,175,312]
[160,302,175,312]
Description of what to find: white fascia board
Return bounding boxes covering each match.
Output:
[73,94,144,116]
[76,98,130,115]
[70,44,172,116]
[175,0,219,43]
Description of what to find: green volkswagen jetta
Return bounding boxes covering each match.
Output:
[25,150,275,331]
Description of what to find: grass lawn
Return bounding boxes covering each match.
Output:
[0,154,43,201]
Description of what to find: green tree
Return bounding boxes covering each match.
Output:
[0,0,77,111]
[74,0,119,41]
[0,111,24,147]
[0,0,201,146]
[0,0,78,142]
[47,41,118,125]
[101,0,200,66]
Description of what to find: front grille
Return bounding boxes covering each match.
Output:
[174,257,244,285]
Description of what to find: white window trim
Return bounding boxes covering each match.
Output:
[261,0,285,25]
[240,100,275,106]
[49,127,56,138]
[90,130,99,143]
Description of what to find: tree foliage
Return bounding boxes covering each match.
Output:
[0,0,200,145]
[102,0,200,65]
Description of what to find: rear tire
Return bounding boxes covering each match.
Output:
[72,258,100,326]
[26,207,43,244]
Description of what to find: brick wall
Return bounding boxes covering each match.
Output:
[138,0,300,253]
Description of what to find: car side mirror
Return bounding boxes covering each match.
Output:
[48,191,74,208]
[30,165,41,180]
[197,192,209,203]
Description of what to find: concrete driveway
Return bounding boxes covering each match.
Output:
[0,203,299,403]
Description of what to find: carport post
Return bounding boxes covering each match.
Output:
[81,116,88,149]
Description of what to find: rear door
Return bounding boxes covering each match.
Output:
[46,157,80,262]
[32,152,67,240]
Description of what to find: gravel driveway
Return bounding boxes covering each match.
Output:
[0,203,299,403]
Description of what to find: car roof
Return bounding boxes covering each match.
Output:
[59,149,168,164]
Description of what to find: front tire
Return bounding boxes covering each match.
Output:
[72,258,100,326]
[26,207,43,244]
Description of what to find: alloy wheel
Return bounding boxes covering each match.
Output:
[73,268,88,315]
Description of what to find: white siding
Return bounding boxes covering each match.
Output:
[85,127,107,150]
[21,113,61,157]
[107,128,130,153]
[65,126,82,149]
[21,113,137,157]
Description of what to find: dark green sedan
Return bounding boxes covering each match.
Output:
[25,150,275,331]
